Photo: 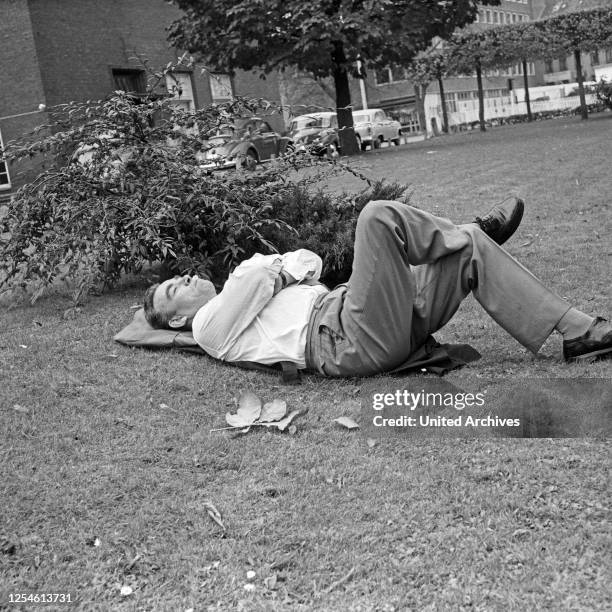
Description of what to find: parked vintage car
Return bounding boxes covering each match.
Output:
[287,112,340,156]
[352,108,402,150]
[198,118,293,170]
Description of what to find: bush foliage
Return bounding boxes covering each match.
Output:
[594,78,612,111]
[0,63,408,302]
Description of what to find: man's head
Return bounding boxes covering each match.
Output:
[143,275,217,330]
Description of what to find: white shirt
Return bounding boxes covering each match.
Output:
[192,250,328,368]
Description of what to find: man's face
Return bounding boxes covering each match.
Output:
[153,275,217,327]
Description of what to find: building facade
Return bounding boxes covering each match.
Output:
[0,0,284,198]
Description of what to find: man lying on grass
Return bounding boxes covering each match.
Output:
[143,199,611,376]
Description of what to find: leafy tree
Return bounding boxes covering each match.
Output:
[403,48,450,135]
[448,7,612,125]
[168,0,499,154]
[447,30,492,131]
[533,7,612,120]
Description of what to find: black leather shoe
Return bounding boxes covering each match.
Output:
[474,197,525,245]
[563,317,612,362]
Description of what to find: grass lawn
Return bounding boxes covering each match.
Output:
[1,115,611,611]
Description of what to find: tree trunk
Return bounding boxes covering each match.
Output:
[437,74,449,133]
[574,49,588,120]
[476,60,486,132]
[522,59,532,122]
[332,41,359,155]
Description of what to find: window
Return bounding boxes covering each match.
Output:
[591,51,600,65]
[494,11,499,23]
[112,69,145,95]
[209,74,233,103]
[457,91,471,101]
[606,48,612,63]
[0,129,10,190]
[375,68,391,84]
[486,10,491,23]
[166,72,195,111]
[545,59,554,73]
[559,55,567,71]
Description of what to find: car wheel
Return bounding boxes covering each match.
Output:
[357,135,367,151]
[392,133,401,146]
[373,136,383,149]
[244,149,258,170]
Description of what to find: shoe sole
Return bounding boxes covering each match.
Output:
[498,198,525,245]
[566,346,612,363]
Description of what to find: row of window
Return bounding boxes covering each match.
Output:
[544,49,612,74]
[375,61,535,85]
[110,68,234,109]
[476,9,530,24]
[438,88,512,112]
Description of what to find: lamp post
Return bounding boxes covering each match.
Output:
[356,56,368,110]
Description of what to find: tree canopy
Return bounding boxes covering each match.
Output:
[168,0,499,153]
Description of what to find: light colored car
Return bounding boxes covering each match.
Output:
[198,118,292,170]
[352,108,402,151]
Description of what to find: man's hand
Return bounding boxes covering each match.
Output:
[273,269,298,295]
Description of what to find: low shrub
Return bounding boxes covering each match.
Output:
[0,61,407,302]
[594,78,612,111]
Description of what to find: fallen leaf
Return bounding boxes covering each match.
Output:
[226,391,262,428]
[119,585,133,596]
[272,410,302,431]
[243,583,255,592]
[366,437,378,448]
[288,425,297,435]
[203,500,226,531]
[12,405,29,414]
[260,399,287,422]
[334,416,360,430]
[246,570,256,580]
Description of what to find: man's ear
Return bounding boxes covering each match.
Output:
[168,315,188,329]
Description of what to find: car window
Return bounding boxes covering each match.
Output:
[330,116,338,128]
[352,112,371,123]
[259,121,274,133]
[375,111,385,121]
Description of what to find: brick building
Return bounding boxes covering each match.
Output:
[0,0,283,198]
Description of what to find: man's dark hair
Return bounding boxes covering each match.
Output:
[143,283,172,329]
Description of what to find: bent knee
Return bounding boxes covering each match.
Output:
[358,200,406,225]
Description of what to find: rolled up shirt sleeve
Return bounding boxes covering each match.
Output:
[193,250,323,360]
[193,254,282,358]
[281,249,323,282]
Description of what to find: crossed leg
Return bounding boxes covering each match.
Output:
[326,200,571,375]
